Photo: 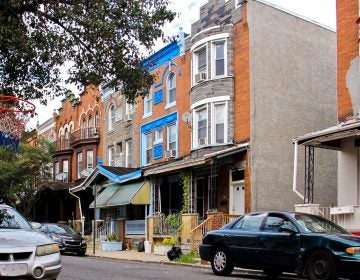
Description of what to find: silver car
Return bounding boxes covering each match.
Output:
[0,204,62,279]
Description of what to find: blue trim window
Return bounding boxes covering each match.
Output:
[167,124,177,156]
[145,133,153,165]
[166,72,176,107]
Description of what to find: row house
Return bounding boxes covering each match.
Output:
[293,0,360,234]
[45,84,104,228]
[68,0,338,250]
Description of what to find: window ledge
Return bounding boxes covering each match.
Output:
[165,103,176,110]
[143,113,152,119]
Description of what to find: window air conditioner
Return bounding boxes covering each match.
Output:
[166,149,176,158]
[198,137,207,146]
[195,72,207,83]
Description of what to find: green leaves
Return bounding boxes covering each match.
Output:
[0,0,175,103]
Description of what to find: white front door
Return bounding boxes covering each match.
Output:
[231,182,245,215]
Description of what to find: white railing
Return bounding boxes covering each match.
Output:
[125,220,145,235]
[96,223,112,241]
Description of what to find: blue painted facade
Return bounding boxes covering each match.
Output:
[154,89,163,104]
[142,41,180,72]
[140,112,178,166]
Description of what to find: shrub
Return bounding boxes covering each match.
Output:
[175,251,199,264]
[106,232,121,242]
[162,236,175,245]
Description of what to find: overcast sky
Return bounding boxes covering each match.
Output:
[27,0,336,130]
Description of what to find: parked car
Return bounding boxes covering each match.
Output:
[199,211,360,280]
[40,223,87,256]
[0,204,61,279]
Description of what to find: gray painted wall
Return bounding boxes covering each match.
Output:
[248,1,338,211]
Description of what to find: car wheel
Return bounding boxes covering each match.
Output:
[210,247,234,276]
[305,250,336,280]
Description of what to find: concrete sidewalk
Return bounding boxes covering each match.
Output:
[85,247,208,267]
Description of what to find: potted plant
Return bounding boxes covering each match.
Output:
[154,236,175,255]
[101,232,123,251]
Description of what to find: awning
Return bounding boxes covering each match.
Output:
[89,184,119,208]
[89,180,150,208]
[107,180,150,206]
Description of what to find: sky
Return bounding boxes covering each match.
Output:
[26,0,336,130]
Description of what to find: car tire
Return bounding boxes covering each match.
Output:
[210,247,234,276]
[305,250,336,280]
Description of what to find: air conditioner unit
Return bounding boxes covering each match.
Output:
[198,137,207,146]
[195,72,207,83]
[125,114,132,122]
[166,149,176,158]
[91,127,99,136]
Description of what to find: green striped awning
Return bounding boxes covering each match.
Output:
[89,185,118,208]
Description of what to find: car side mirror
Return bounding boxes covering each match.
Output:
[30,222,42,230]
[279,224,297,234]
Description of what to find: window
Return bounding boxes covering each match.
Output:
[167,124,177,153]
[62,160,69,182]
[213,41,225,76]
[126,101,133,116]
[109,105,115,131]
[264,216,289,233]
[125,139,132,167]
[108,146,115,166]
[88,115,93,129]
[145,133,152,165]
[166,72,176,106]
[232,214,266,231]
[95,112,99,127]
[193,47,207,84]
[86,150,94,169]
[154,128,163,144]
[195,107,208,146]
[197,48,207,74]
[214,103,225,143]
[77,153,83,179]
[144,91,152,116]
[55,161,60,175]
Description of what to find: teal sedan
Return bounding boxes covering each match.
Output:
[199,211,360,280]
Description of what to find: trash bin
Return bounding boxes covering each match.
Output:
[144,241,152,253]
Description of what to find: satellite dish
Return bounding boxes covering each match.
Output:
[181,112,191,124]
[55,172,68,181]
[80,168,93,178]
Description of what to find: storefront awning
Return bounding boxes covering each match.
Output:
[89,180,150,208]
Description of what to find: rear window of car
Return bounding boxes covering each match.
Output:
[232,214,265,231]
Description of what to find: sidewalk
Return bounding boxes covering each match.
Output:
[85,247,208,268]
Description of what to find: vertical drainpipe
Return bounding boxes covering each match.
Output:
[293,141,304,201]
[69,190,84,236]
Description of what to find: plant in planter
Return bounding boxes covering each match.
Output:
[101,232,123,251]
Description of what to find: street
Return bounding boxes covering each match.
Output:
[58,255,302,280]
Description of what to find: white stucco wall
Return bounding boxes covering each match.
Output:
[338,138,359,206]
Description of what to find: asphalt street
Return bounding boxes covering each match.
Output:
[58,255,303,280]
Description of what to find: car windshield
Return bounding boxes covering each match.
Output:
[47,224,77,235]
[292,213,349,234]
[0,207,31,230]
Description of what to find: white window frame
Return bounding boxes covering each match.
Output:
[154,128,163,144]
[192,105,208,148]
[166,72,176,108]
[125,139,132,168]
[62,160,68,175]
[211,102,228,144]
[109,105,115,131]
[86,150,94,169]
[77,152,83,179]
[143,91,152,118]
[144,133,153,165]
[192,45,208,85]
[211,40,227,78]
[167,124,177,155]
[126,100,133,116]
[108,145,115,166]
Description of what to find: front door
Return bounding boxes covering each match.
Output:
[231,182,245,215]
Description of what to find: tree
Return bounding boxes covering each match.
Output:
[0,0,175,104]
[0,138,55,218]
